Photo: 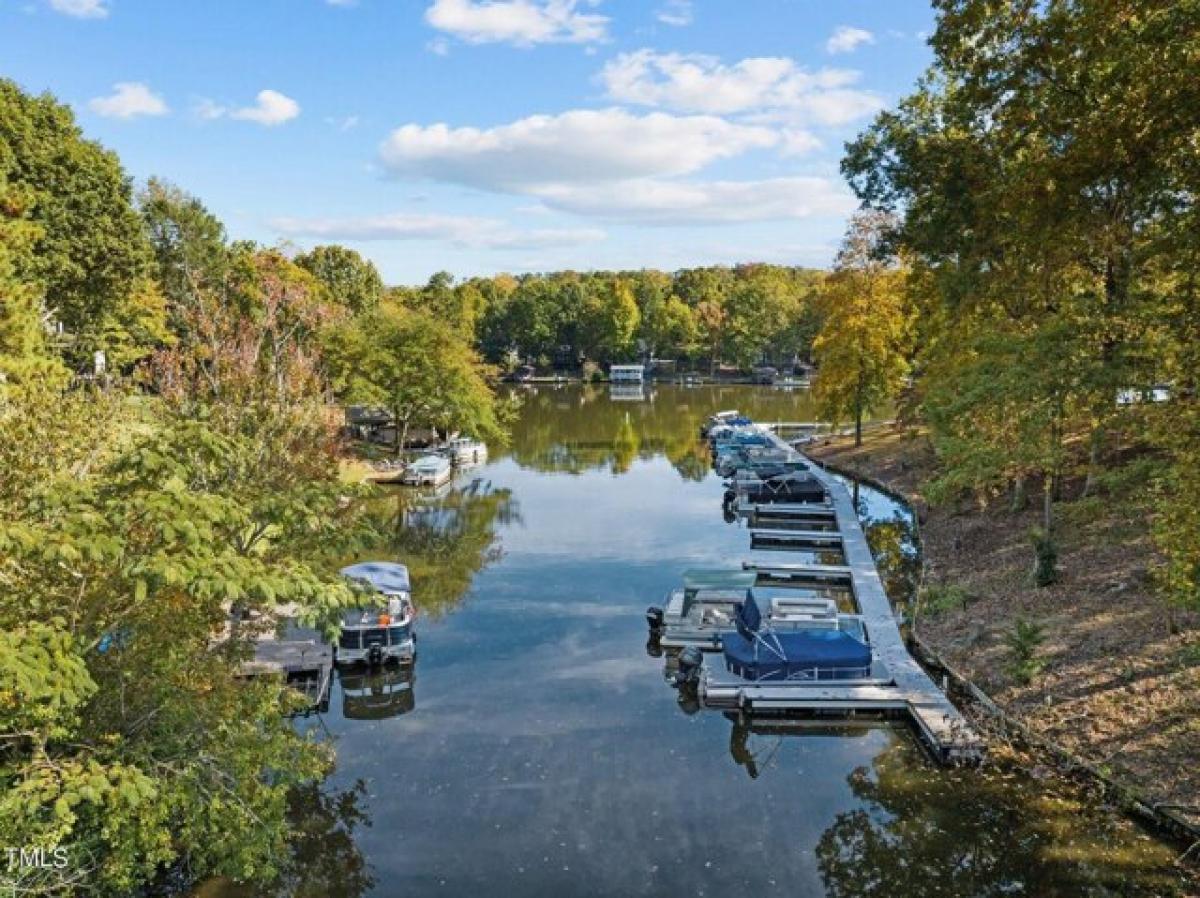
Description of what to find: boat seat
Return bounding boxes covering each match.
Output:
[770,597,838,625]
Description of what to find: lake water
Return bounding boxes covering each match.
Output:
[199,384,1190,898]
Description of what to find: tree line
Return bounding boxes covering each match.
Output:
[392,264,824,374]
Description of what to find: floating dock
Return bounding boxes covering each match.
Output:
[697,423,984,765]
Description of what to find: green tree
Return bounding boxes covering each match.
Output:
[323,302,505,451]
[0,79,150,366]
[0,176,65,393]
[580,277,640,364]
[0,372,361,895]
[812,211,911,446]
[841,0,1200,593]
[296,244,384,316]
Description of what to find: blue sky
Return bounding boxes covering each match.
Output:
[1,0,936,284]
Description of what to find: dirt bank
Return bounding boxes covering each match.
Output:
[809,427,1199,835]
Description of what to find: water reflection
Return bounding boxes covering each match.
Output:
[338,665,415,721]
[728,716,879,780]
[816,740,1183,898]
[361,475,520,615]
[843,475,922,614]
[501,383,832,480]
[192,781,374,898]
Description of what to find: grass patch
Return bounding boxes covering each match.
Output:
[919,582,970,616]
[1175,642,1200,668]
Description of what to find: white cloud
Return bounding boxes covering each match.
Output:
[230,90,300,126]
[193,98,226,121]
[193,90,300,126]
[424,0,608,46]
[47,0,107,18]
[779,129,821,156]
[599,49,882,125]
[427,36,451,55]
[655,0,691,27]
[271,212,605,250]
[379,108,776,190]
[826,25,874,55]
[87,82,168,119]
[530,176,856,224]
[325,114,359,131]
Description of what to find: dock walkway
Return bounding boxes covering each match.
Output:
[702,423,984,764]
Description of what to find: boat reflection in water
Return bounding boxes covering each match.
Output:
[725,714,879,780]
[337,664,416,721]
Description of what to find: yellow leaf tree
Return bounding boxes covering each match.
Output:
[813,210,912,446]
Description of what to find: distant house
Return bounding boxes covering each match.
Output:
[609,364,645,383]
[1116,385,1171,406]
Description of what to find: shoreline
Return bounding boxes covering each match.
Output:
[808,428,1200,850]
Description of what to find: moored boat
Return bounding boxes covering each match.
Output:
[444,437,488,466]
[337,562,417,666]
[648,569,862,651]
[401,454,453,486]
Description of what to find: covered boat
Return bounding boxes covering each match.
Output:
[401,454,453,486]
[727,471,827,505]
[649,571,857,650]
[709,429,773,452]
[337,562,416,666]
[700,410,750,437]
[720,597,871,682]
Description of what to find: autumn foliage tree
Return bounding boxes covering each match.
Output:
[812,211,912,446]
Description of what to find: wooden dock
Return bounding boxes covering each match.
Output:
[236,623,334,716]
[702,424,984,765]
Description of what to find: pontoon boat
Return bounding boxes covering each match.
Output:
[337,562,417,666]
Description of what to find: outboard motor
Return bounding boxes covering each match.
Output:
[673,646,704,687]
[646,605,665,656]
[367,644,384,667]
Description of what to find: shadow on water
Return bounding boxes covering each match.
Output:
[194,385,1191,898]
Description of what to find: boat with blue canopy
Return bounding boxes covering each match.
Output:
[720,596,871,682]
[647,569,863,650]
[337,562,416,666]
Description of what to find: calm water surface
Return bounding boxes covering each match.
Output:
[201,385,1190,898]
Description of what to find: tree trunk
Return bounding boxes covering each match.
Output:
[854,402,863,447]
[1042,479,1054,534]
[1081,423,1104,498]
[392,409,410,458]
[1011,475,1028,512]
